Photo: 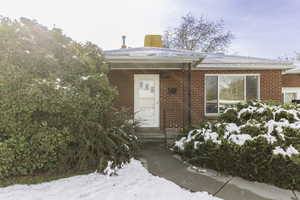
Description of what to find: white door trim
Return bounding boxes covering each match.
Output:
[134,74,160,127]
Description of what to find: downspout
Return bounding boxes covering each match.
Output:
[187,57,205,129]
[182,64,186,130]
[187,63,192,130]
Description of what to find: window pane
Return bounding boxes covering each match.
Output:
[246,76,258,100]
[219,76,244,113]
[284,92,297,103]
[205,76,218,113]
[139,80,155,98]
[220,76,244,101]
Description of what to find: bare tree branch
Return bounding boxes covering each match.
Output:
[163,13,234,52]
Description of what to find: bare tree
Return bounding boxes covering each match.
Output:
[163,13,234,52]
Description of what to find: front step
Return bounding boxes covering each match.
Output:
[135,128,180,143]
[137,132,165,142]
[136,127,163,133]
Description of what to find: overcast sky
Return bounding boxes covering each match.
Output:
[1,0,299,59]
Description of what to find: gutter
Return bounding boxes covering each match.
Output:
[105,57,203,64]
[196,63,295,70]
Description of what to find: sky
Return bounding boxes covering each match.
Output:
[0,0,299,59]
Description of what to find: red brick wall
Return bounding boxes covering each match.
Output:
[108,70,185,129]
[109,69,282,128]
[190,70,282,124]
[282,74,300,87]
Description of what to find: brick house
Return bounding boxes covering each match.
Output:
[105,35,296,131]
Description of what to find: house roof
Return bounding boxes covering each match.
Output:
[283,62,300,74]
[104,47,295,70]
[197,53,295,70]
[104,47,205,63]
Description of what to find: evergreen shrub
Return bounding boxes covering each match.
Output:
[0,17,139,179]
[174,100,300,190]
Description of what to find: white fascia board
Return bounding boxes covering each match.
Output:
[282,69,300,74]
[196,63,294,70]
[285,71,300,74]
[106,57,201,64]
[110,68,182,70]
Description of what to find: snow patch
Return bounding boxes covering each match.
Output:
[81,76,90,80]
[225,123,240,133]
[273,145,299,158]
[0,159,221,200]
[103,161,117,176]
[238,106,257,118]
[174,137,186,151]
[228,134,253,146]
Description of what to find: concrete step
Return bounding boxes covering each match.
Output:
[135,127,180,143]
[136,127,163,133]
[136,134,178,144]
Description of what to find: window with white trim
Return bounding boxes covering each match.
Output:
[283,92,297,103]
[205,74,260,114]
[282,88,300,104]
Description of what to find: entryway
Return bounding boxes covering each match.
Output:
[134,74,160,127]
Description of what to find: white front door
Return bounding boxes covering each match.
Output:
[134,74,160,127]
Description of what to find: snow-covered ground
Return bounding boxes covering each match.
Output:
[0,159,221,200]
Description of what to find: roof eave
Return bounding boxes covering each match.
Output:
[108,61,294,70]
[282,70,300,74]
[105,57,203,64]
[196,63,295,70]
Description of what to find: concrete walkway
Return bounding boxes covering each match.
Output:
[138,142,299,200]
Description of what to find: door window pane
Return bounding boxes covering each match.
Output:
[205,76,218,113]
[246,76,258,100]
[139,80,155,98]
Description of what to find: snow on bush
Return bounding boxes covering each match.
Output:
[102,160,129,176]
[174,100,300,191]
[273,145,299,158]
[0,159,221,200]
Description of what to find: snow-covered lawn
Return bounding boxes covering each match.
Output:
[0,159,221,200]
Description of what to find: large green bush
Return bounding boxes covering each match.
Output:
[0,17,138,179]
[174,100,300,191]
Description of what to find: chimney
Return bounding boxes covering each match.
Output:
[144,35,163,48]
[121,35,127,48]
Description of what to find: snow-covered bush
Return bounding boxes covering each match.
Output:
[0,17,139,179]
[174,100,300,191]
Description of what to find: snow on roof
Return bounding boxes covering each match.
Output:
[284,62,300,74]
[104,47,205,63]
[105,47,203,57]
[197,53,294,70]
[104,47,294,70]
[201,53,291,65]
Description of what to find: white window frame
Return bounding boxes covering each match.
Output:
[282,87,300,104]
[205,74,261,116]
